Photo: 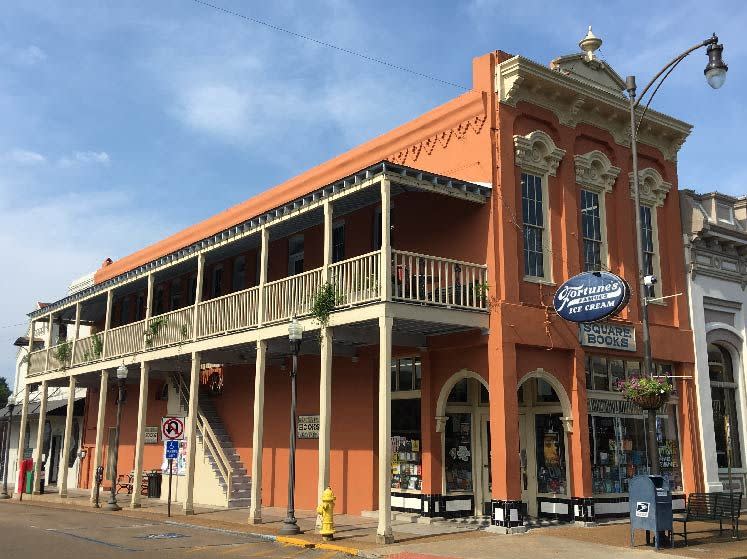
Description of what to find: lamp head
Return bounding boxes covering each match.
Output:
[6,395,15,408]
[288,318,303,342]
[116,364,129,380]
[704,38,728,89]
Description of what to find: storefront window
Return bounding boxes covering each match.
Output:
[535,414,566,494]
[585,356,675,393]
[391,357,422,392]
[391,398,422,491]
[588,404,683,494]
[445,412,473,492]
[709,344,742,468]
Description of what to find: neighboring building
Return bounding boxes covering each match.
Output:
[681,190,747,493]
[14,29,700,536]
[1,273,94,493]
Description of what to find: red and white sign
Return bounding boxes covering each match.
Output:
[161,416,185,440]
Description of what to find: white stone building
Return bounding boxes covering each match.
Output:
[682,190,747,492]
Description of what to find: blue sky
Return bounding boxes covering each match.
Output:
[1,1,745,388]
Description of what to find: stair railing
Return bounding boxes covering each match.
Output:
[171,374,233,506]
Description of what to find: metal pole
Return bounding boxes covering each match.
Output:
[280,347,300,535]
[167,458,173,518]
[627,77,660,476]
[106,379,124,511]
[0,404,13,499]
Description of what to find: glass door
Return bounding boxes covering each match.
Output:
[480,415,492,515]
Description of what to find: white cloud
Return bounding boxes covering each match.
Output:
[3,148,46,165]
[10,45,47,66]
[176,84,252,140]
[59,151,111,167]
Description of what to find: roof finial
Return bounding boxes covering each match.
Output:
[579,26,602,61]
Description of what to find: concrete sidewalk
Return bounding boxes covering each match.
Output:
[10,488,747,558]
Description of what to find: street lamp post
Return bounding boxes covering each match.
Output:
[280,319,303,535]
[0,396,16,499]
[106,364,129,511]
[626,34,728,476]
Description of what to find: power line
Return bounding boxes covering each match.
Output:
[188,0,469,91]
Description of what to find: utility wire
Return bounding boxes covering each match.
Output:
[188,0,469,91]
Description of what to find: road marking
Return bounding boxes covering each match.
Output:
[45,528,140,552]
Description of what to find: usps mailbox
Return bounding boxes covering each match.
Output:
[629,475,672,549]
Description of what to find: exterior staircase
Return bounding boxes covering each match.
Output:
[197,393,253,508]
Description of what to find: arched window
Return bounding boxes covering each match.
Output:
[709,344,742,468]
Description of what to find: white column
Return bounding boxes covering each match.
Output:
[192,254,205,341]
[249,340,267,524]
[184,351,201,515]
[90,371,108,503]
[377,315,393,544]
[145,274,155,320]
[32,381,48,494]
[317,328,333,522]
[44,314,54,371]
[14,386,29,498]
[102,290,114,358]
[689,281,724,492]
[380,179,392,302]
[58,376,76,498]
[130,362,149,508]
[71,303,81,364]
[257,228,269,327]
[317,197,334,522]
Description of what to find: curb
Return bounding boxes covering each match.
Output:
[3,497,369,557]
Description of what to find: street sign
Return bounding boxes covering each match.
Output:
[161,416,185,440]
[165,440,179,460]
[553,271,630,323]
[144,426,159,444]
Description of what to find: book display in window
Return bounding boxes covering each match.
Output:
[390,436,422,491]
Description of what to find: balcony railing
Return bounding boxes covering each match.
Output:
[198,286,259,339]
[27,250,487,377]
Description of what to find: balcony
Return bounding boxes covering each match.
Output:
[27,250,487,377]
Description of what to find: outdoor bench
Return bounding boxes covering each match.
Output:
[672,491,742,545]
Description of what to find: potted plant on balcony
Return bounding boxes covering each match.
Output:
[53,340,72,369]
[311,281,339,328]
[616,375,673,410]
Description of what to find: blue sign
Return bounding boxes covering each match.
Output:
[553,271,630,323]
[165,440,179,460]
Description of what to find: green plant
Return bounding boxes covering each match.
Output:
[53,341,72,368]
[311,282,340,328]
[91,333,103,359]
[616,376,673,409]
[475,280,490,300]
[144,317,168,347]
[180,324,189,339]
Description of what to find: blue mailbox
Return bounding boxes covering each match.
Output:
[629,475,673,549]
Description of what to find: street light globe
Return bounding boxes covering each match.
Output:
[6,395,15,407]
[116,364,129,380]
[288,318,303,342]
[704,42,728,89]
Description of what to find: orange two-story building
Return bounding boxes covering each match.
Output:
[17,30,700,539]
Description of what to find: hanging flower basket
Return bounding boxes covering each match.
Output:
[615,376,673,410]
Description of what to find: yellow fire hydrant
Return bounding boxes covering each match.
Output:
[316,486,336,541]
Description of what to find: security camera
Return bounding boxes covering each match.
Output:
[643,275,658,286]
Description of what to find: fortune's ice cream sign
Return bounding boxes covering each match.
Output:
[553,271,630,323]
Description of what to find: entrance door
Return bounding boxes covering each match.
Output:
[48,435,61,484]
[518,413,538,516]
[479,414,492,516]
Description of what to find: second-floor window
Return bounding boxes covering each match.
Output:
[640,205,656,297]
[521,173,546,278]
[170,279,182,310]
[289,235,304,275]
[121,297,130,324]
[233,256,246,292]
[136,294,145,321]
[187,275,197,305]
[155,286,165,314]
[581,189,603,272]
[332,222,345,263]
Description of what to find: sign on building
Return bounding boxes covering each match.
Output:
[579,322,636,352]
[297,415,320,439]
[144,426,159,444]
[553,271,630,323]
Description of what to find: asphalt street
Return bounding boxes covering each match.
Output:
[0,502,350,559]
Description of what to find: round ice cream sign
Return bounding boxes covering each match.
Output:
[553,271,630,323]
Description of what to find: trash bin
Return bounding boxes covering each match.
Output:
[147,472,162,498]
[25,471,33,494]
[629,475,673,550]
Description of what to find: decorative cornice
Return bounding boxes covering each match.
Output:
[629,167,672,207]
[574,150,620,194]
[387,114,487,166]
[496,56,693,162]
[513,130,566,176]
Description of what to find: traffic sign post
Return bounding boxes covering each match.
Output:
[165,440,179,517]
[161,417,185,441]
